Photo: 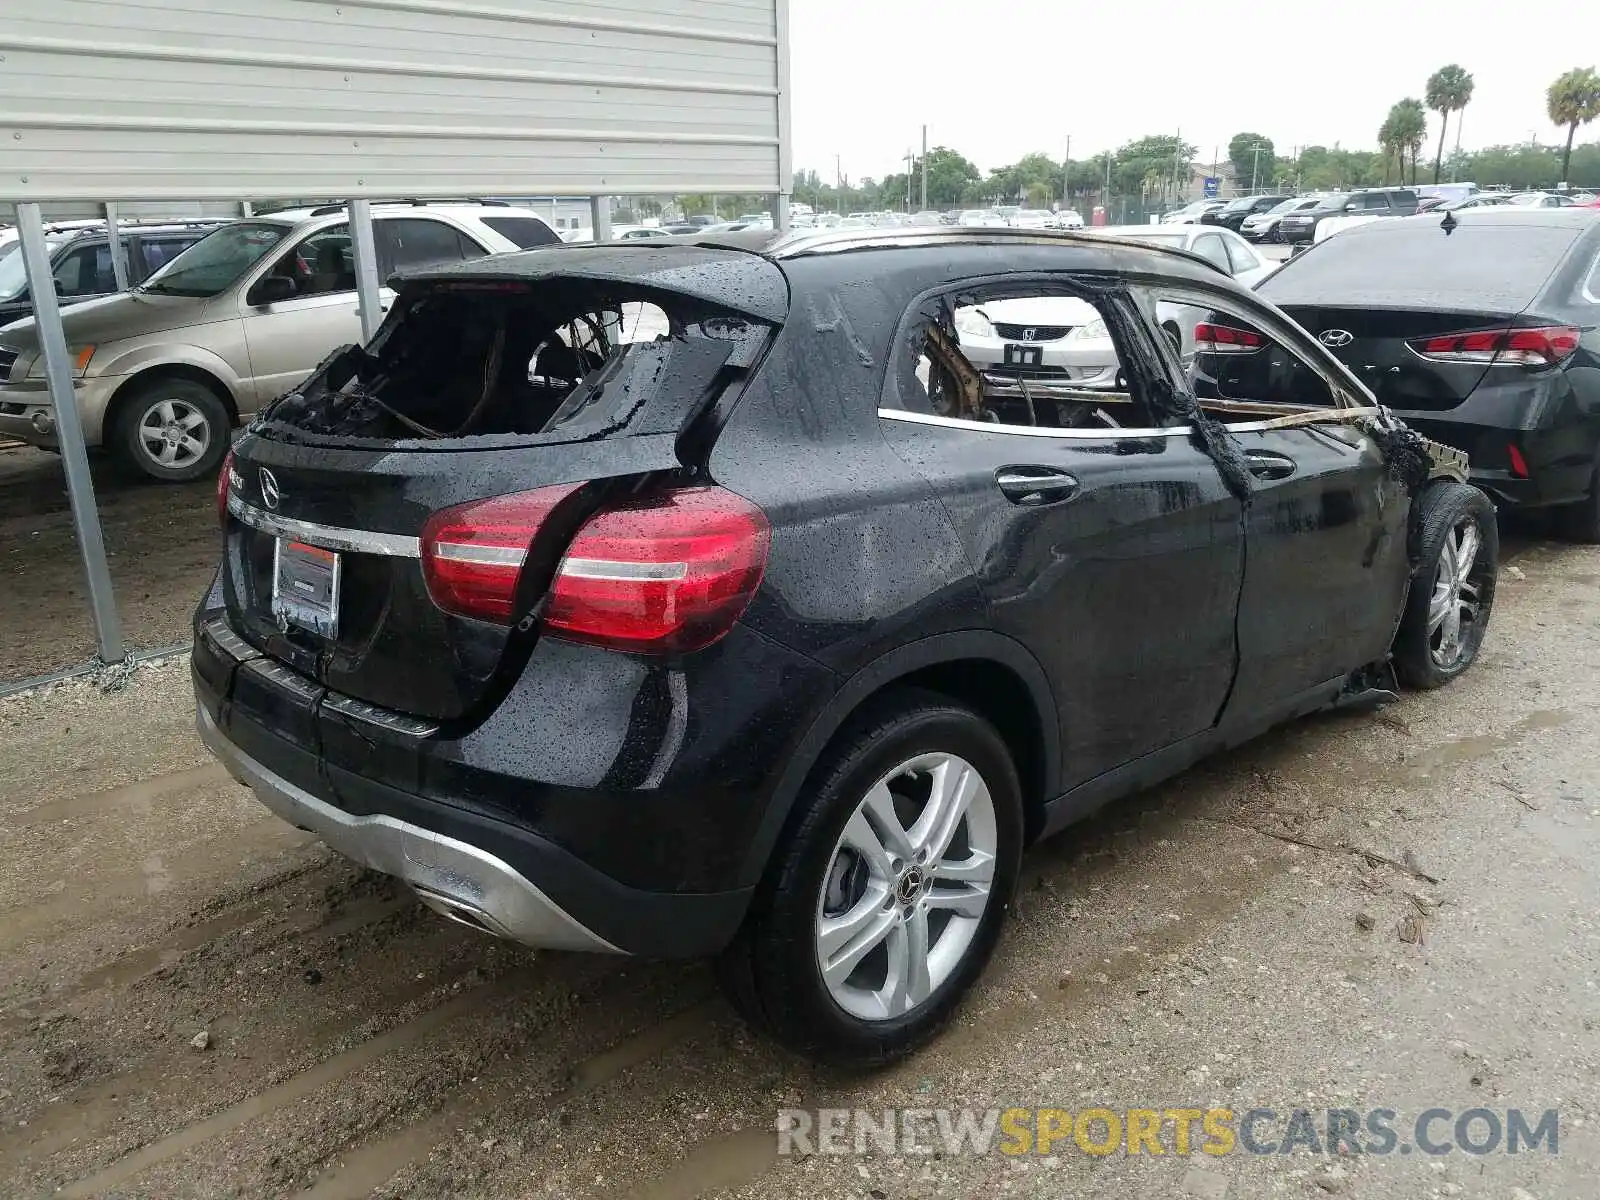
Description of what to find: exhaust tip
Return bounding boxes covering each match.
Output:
[412,884,509,940]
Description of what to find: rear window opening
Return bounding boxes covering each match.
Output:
[259,281,772,447]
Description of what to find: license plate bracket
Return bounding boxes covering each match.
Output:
[1003,343,1044,367]
[271,539,341,639]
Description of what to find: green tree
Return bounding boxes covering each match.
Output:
[1382,99,1427,184]
[1547,66,1600,182]
[1425,64,1474,184]
[1227,132,1275,191]
[916,146,983,207]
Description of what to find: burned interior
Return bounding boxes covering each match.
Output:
[259,279,772,447]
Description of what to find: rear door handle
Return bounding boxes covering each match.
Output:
[1244,450,1296,480]
[996,467,1080,506]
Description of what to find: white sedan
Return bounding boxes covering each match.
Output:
[955,224,1277,389]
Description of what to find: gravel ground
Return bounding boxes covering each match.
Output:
[1,530,1598,1200]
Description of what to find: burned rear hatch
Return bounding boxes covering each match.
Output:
[222,245,787,722]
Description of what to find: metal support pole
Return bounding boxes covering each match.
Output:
[16,203,124,664]
[590,195,611,242]
[102,203,131,293]
[347,199,383,342]
[241,200,255,217]
[921,124,929,211]
[775,193,791,232]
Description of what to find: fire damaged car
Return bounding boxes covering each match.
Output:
[194,228,1495,1065]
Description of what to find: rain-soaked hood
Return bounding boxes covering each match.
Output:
[0,290,229,353]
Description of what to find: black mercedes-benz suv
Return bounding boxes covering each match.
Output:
[195,227,1494,1064]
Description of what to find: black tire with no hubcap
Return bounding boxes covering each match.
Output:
[718,689,1023,1066]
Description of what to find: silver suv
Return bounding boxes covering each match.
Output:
[0,202,558,480]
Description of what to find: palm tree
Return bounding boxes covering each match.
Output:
[1382,100,1428,185]
[1547,67,1600,183]
[1426,65,1475,183]
[1377,113,1399,185]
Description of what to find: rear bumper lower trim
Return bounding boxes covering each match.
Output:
[196,704,622,954]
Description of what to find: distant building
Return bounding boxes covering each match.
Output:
[1181,162,1239,202]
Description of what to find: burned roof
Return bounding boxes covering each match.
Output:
[390,224,1243,322]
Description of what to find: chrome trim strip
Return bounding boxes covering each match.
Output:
[322,693,440,738]
[878,406,1385,439]
[197,705,619,954]
[560,557,689,581]
[878,408,1187,440]
[228,492,420,558]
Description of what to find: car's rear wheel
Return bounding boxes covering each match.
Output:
[1393,481,1497,689]
[114,378,231,483]
[719,691,1022,1065]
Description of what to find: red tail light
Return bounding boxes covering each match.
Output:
[1507,443,1530,479]
[217,449,236,526]
[546,487,770,653]
[1408,325,1580,368]
[421,483,584,623]
[421,484,770,652]
[1194,322,1265,354]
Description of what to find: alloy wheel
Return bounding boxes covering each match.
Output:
[136,398,211,469]
[1428,515,1486,669]
[815,752,998,1022]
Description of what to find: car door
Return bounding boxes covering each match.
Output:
[879,276,1245,790]
[238,223,363,409]
[1148,283,1411,714]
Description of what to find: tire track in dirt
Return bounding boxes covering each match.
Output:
[299,984,719,1199]
[2,763,232,829]
[48,968,546,1198]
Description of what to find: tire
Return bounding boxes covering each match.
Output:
[718,689,1023,1065]
[113,377,231,483]
[1555,449,1600,544]
[1393,481,1498,689]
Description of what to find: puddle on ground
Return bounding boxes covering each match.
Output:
[1340,708,1575,792]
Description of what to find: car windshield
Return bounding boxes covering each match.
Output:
[1310,194,1351,211]
[1265,198,1304,215]
[136,221,290,297]
[0,234,69,302]
[1221,197,1258,213]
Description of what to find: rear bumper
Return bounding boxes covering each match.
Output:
[198,704,622,953]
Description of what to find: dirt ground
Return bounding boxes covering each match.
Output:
[0,445,218,681]
[1,531,1598,1199]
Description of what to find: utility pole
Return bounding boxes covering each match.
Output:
[1061,133,1072,208]
[1251,144,1263,193]
[835,153,843,214]
[1172,127,1184,206]
[1451,108,1464,182]
[920,125,929,211]
[904,148,913,211]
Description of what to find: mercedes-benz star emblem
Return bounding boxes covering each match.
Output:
[1319,329,1354,348]
[259,467,281,511]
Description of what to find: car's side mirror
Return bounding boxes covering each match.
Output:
[248,275,297,306]
[1343,202,1360,212]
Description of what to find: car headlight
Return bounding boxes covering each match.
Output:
[26,344,96,379]
[954,308,995,338]
[1067,317,1108,342]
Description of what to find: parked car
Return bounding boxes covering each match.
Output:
[1278,188,1419,245]
[1008,210,1053,230]
[958,209,1005,227]
[1507,191,1583,209]
[0,202,557,480]
[1431,194,1514,213]
[1202,194,1294,232]
[196,225,1490,1065]
[1257,209,1600,538]
[954,223,1279,390]
[1161,199,1228,224]
[0,219,227,327]
[1241,195,1324,242]
[1052,209,1085,230]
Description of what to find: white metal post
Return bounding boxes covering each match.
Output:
[590,196,612,241]
[102,203,131,292]
[16,202,124,664]
[348,199,383,341]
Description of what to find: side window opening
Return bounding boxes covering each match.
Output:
[1147,289,1338,420]
[262,282,768,444]
[263,225,354,298]
[890,281,1168,431]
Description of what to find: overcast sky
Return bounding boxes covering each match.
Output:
[788,0,1585,181]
